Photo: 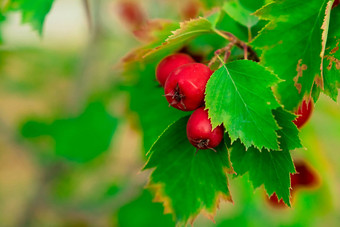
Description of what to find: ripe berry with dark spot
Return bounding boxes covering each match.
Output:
[156,53,195,87]
[164,63,213,111]
[293,100,313,129]
[186,107,224,150]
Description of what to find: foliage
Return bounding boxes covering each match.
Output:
[252,0,335,110]
[144,116,232,225]
[0,0,339,226]
[4,0,55,34]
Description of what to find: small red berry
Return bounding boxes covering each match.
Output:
[156,53,195,87]
[332,0,339,8]
[293,100,313,129]
[186,107,224,150]
[293,161,318,187]
[164,63,213,111]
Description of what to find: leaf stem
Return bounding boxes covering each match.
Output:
[213,29,259,62]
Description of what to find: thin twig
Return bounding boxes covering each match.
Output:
[213,29,259,62]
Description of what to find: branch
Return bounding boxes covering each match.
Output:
[213,29,260,62]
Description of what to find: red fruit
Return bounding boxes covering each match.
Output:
[332,0,339,8]
[164,63,212,111]
[156,53,195,87]
[294,161,318,187]
[186,107,224,150]
[293,100,313,129]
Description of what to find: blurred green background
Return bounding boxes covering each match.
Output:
[0,0,340,226]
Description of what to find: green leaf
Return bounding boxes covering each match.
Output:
[252,0,332,110]
[228,106,299,206]
[323,7,340,100]
[223,0,259,28]
[144,116,232,225]
[272,107,302,151]
[229,139,295,205]
[144,17,214,58]
[117,189,175,227]
[125,62,187,154]
[239,0,267,12]
[215,10,249,42]
[205,60,281,151]
[9,0,54,34]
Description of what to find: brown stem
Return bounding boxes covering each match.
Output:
[214,29,260,62]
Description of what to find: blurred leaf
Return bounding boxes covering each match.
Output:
[215,10,249,42]
[252,0,332,110]
[117,189,174,227]
[199,0,224,9]
[144,17,215,58]
[144,116,232,225]
[125,19,180,62]
[50,102,117,162]
[186,33,227,61]
[8,0,55,34]
[323,8,340,100]
[223,0,259,28]
[205,60,281,151]
[125,61,187,154]
[0,12,5,43]
[105,183,121,197]
[21,102,118,162]
[21,120,50,138]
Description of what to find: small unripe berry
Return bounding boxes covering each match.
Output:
[164,63,213,111]
[293,100,313,129]
[186,107,224,150]
[156,53,195,87]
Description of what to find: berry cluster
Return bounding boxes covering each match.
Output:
[156,53,224,150]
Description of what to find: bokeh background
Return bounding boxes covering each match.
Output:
[0,0,340,226]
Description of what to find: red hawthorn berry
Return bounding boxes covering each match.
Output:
[332,0,339,8]
[294,161,319,187]
[293,100,313,129]
[164,63,212,111]
[186,107,224,150]
[156,53,195,87]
